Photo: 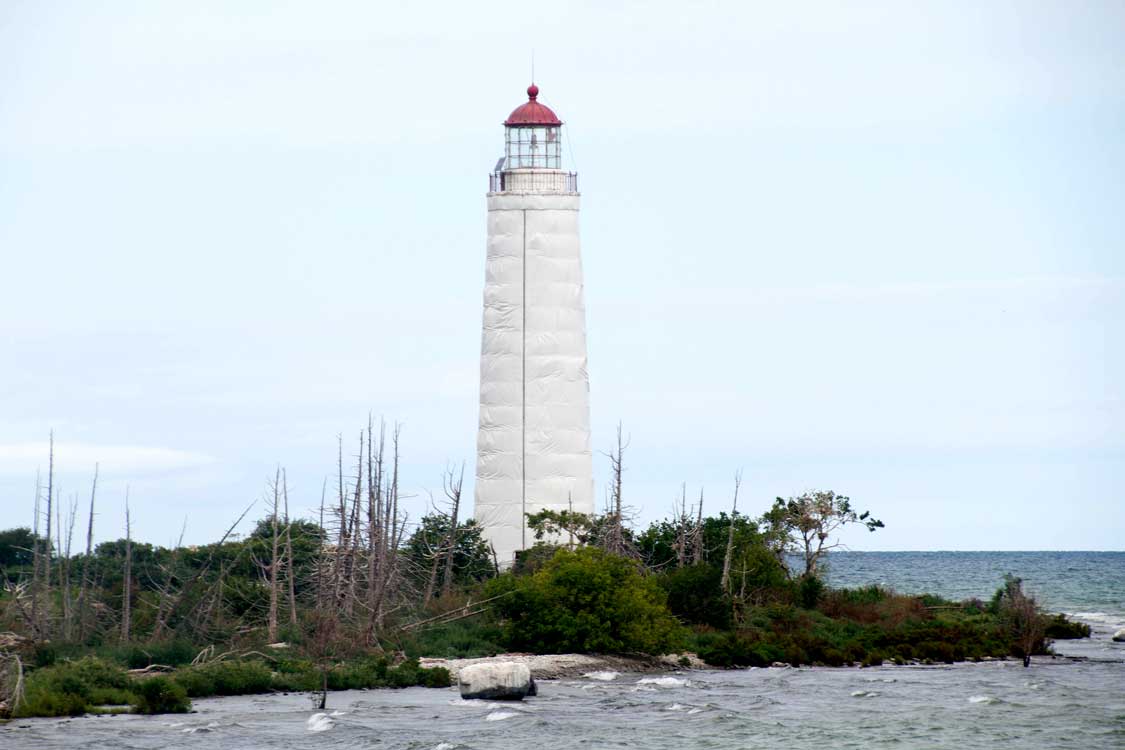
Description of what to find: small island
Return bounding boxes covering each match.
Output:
[0,449,1091,720]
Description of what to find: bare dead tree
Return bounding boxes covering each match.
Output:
[149,501,255,641]
[720,471,742,592]
[692,488,705,565]
[75,464,98,640]
[121,491,132,643]
[266,468,282,643]
[30,468,42,640]
[282,470,298,628]
[440,463,464,597]
[316,477,328,610]
[59,493,78,640]
[602,422,628,557]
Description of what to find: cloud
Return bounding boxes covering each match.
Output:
[0,442,214,476]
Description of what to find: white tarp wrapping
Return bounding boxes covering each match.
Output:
[475,189,594,566]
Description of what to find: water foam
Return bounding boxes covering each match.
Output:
[485,710,520,721]
[636,676,688,688]
[306,713,334,732]
[583,671,620,681]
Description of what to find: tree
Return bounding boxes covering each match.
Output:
[762,490,883,579]
[0,528,41,569]
[404,515,493,594]
[993,575,1048,667]
[489,546,683,655]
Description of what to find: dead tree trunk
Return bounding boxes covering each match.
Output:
[692,488,705,565]
[283,471,298,628]
[720,471,741,592]
[267,468,281,643]
[441,464,464,597]
[603,423,627,556]
[121,493,132,643]
[76,464,97,641]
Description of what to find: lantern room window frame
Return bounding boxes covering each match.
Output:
[504,125,562,170]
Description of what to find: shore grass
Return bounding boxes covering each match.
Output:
[8,654,451,719]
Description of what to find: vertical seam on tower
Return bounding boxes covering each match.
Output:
[521,209,527,551]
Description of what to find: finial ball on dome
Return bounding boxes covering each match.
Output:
[527,84,539,99]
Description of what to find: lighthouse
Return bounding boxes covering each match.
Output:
[474,84,594,567]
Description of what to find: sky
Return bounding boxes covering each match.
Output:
[1,1,1122,552]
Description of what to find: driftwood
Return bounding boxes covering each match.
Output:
[128,664,175,674]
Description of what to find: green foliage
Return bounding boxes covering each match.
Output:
[14,657,134,718]
[658,564,731,629]
[402,617,505,659]
[403,514,496,594]
[0,526,42,569]
[132,677,190,714]
[489,546,685,654]
[1044,613,1091,639]
[797,576,825,609]
[173,660,273,697]
[636,512,761,570]
[761,491,883,578]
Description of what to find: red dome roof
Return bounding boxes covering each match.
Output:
[504,84,562,126]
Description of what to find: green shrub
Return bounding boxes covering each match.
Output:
[174,659,272,697]
[421,666,451,688]
[403,617,505,659]
[659,564,731,629]
[797,576,825,609]
[1043,614,1090,639]
[488,546,685,655]
[13,657,134,718]
[695,631,771,668]
[132,677,190,714]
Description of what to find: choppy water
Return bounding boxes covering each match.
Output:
[4,552,1123,750]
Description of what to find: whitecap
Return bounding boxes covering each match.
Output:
[666,703,687,711]
[434,744,456,750]
[687,708,704,714]
[329,710,347,717]
[968,695,997,704]
[485,710,519,721]
[583,671,620,681]
[636,676,688,688]
[850,690,879,698]
[307,713,334,732]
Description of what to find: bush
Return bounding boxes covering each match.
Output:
[13,657,134,718]
[132,676,190,714]
[797,576,825,609]
[659,564,732,629]
[402,617,505,659]
[488,547,685,655]
[174,659,272,697]
[1044,614,1090,639]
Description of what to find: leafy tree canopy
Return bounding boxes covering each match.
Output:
[488,546,684,655]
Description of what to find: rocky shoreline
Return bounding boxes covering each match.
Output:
[419,653,707,681]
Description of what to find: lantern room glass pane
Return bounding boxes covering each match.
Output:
[505,125,561,169]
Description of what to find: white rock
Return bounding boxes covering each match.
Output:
[1112,628,1125,642]
[458,662,536,701]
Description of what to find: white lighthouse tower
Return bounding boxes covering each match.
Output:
[475,84,594,567]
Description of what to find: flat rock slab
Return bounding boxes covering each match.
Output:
[459,662,536,701]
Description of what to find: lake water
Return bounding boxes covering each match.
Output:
[4,551,1123,750]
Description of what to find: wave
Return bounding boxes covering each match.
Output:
[306,713,334,732]
[636,676,689,688]
[968,695,999,704]
[583,671,620,681]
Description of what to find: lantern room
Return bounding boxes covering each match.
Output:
[502,84,562,170]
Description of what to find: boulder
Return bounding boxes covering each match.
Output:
[458,662,537,701]
[1112,628,1125,643]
